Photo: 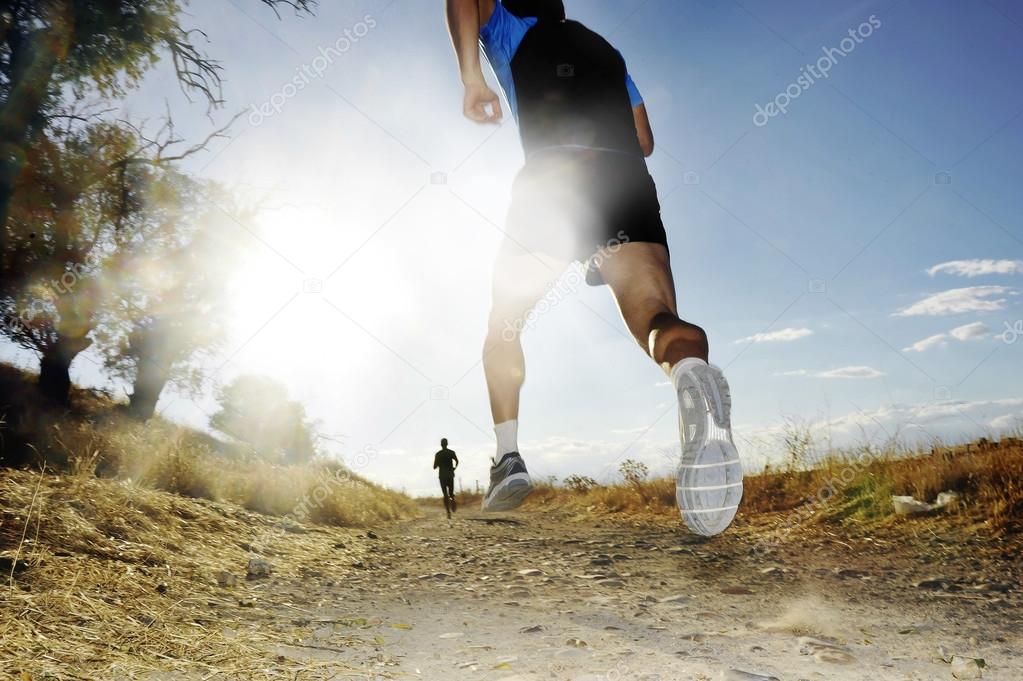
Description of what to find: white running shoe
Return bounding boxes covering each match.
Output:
[673,358,743,536]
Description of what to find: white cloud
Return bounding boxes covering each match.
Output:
[927,259,1023,277]
[903,321,993,352]
[949,321,991,341]
[903,333,948,353]
[894,286,1012,317]
[815,365,885,379]
[776,366,885,378]
[739,397,1023,465]
[733,327,814,345]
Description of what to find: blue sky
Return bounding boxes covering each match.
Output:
[4,0,1021,495]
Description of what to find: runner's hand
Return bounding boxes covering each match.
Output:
[463,81,502,124]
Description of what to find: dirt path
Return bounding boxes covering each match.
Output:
[248,504,1020,680]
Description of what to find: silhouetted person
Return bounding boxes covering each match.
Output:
[433,438,459,518]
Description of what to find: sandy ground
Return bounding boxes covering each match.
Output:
[217,504,1023,681]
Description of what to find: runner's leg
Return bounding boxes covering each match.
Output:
[439,477,452,518]
[484,239,570,423]
[480,239,569,511]
[597,241,741,536]
[595,242,708,373]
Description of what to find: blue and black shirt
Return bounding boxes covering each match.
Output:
[479,1,646,158]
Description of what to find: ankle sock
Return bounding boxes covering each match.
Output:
[494,420,518,460]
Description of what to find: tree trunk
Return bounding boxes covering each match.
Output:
[38,337,86,405]
[128,356,170,421]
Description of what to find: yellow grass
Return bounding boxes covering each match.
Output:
[442,438,1023,534]
[0,468,396,678]
[0,363,417,528]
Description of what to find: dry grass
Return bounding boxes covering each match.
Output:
[0,468,395,679]
[0,363,417,529]
[511,437,1023,534]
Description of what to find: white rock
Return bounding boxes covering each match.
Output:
[892,495,932,516]
[951,656,985,679]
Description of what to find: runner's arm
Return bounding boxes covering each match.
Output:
[623,69,654,156]
[445,0,503,123]
[453,451,459,469]
[433,452,440,469]
[633,103,654,157]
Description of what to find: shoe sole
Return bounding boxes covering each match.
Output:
[481,473,533,512]
[674,360,743,536]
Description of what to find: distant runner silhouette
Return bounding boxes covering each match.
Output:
[444,0,742,534]
[433,438,459,518]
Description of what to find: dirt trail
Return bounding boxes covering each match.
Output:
[245,504,1020,680]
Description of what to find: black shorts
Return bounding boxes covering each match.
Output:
[505,148,667,286]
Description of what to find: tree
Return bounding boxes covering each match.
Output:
[0,0,315,275]
[1,121,142,402]
[0,115,225,403]
[210,376,319,464]
[95,171,242,420]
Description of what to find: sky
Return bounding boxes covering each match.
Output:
[4,0,1022,496]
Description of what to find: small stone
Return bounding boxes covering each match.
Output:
[565,637,587,648]
[216,571,238,588]
[914,578,947,590]
[517,569,542,576]
[722,671,781,681]
[246,558,272,580]
[519,624,545,633]
[892,495,933,516]
[658,594,689,604]
[950,656,985,679]
[366,530,378,539]
[798,637,856,665]
[155,582,168,594]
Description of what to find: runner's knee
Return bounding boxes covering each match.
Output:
[486,304,524,344]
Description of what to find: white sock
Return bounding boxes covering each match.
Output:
[494,420,518,461]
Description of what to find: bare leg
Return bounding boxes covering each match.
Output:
[484,240,569,424]
[595,242,708,373]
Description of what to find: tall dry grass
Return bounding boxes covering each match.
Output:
[0,363,416,527]
[515,437,1023,533]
